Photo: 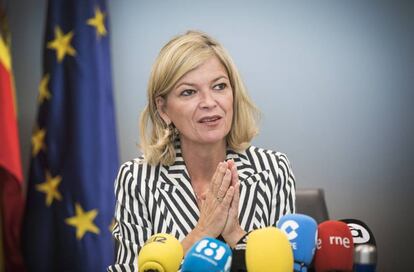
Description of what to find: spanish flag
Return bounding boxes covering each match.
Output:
[0,6,25,272]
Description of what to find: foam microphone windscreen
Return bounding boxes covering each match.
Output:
[181,237,232,272]
[245,227,294,272]
[339,219,376,246]
[137,233,183,272]
[314,220,354,272]
[277,213,318,271]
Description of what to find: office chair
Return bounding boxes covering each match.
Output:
[295,188,329,224]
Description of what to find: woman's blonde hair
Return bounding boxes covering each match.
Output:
[140,30,260,165]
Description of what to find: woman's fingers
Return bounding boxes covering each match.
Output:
[217,169,231,201]
[228,160,239,187]
[210,162,220,188]
[229,181,240,215]
[230,160,240,212]
[222,185,234,206]
[197,184,234,238]
[211,162,227,195]
[210,160,238,202]
[195,159,241,238]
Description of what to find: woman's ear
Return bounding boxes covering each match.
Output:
[155,96,171,125]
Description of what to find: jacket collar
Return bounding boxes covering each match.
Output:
[164,140,255,186]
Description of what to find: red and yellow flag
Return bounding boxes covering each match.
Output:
[0,7,25,272]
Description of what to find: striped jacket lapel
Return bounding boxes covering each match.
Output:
[153,145,272,238]
[228,148,271,231]
[154,145,200,239]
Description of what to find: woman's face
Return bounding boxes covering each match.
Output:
[157,56,234,147]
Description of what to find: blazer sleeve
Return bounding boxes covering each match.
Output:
[268,152,296,226]
[108,160,153,272]
[278,153,296,215]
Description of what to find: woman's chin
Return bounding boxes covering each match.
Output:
[181,136,225,146]
[199,130,226,140]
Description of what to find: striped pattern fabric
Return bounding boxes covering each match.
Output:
[108,143,296,271]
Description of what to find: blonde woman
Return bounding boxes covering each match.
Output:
[109,30,296,271]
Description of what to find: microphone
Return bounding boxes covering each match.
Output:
[339,219,376,246]
[277,213,318,272]
[354,244,377,272]
[137,233,183,272]
[230,233,248,272]
[181,237,232,272]
[245,227,293,272]
[314,220,354,272]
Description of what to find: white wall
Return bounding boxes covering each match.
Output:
[10,0,414,270]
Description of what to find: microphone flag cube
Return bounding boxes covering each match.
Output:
[277,213,318,271]
[182,237,232,272]
[314,220,354,272]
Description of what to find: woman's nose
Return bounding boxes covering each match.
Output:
[199,91,217,109]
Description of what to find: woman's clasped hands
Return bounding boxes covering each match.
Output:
[195,160,246,248]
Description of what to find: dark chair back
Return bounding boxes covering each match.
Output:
[296,188,329,224]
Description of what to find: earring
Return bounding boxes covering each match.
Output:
[168,123,179,141]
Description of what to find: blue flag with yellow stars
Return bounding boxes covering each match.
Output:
[22,0,119,271]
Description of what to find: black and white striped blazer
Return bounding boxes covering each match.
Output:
[108,144,296,272]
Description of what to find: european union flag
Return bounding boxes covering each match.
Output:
[22,0,119,271]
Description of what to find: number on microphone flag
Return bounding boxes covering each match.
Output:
[22,0,119,271]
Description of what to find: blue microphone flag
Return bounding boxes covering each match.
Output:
[277,214,317,271]
[182,237,232,272]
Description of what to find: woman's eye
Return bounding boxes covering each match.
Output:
[180,89,196,96]
[213,83,227,90]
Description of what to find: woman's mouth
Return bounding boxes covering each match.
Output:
[198,115,222,124]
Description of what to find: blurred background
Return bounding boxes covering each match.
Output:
[8,0,413,270]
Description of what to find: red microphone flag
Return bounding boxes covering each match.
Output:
[315,220,354,272]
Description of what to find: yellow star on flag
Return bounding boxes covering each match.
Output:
[38,74,51,103]
[65,203,100,240]
[47,26,76,62]
[87,7,107,37]
[35,171,62,206]
[0,36,11,71]
[31,127,46,156]
[108,218,116,232]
